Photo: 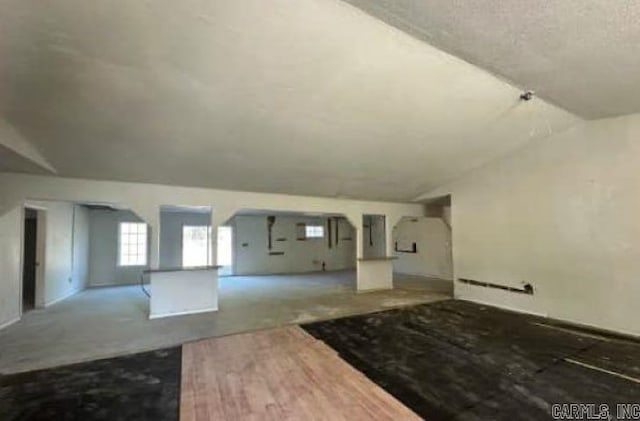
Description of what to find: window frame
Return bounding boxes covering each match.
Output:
[182,225,212,268]
[305,225,325,239]
[118,222,148,267]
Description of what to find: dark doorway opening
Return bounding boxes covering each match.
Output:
[22,208,38,312]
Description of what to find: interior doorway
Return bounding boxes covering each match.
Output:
[22,208,44,313]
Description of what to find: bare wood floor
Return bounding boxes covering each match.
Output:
[180,326,420,421]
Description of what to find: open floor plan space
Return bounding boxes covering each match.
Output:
[2,0,640,418]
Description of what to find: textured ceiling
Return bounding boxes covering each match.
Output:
[343,0,640,119]
[0,0,578,201]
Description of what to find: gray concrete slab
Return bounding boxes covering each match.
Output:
[0,271,450,374]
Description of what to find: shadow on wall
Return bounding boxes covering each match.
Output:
[393,216,452,280]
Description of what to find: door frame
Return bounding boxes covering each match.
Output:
[21,205,47,316]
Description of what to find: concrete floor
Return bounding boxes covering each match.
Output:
[0,271,451,374]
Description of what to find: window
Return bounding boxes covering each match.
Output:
[119,222,147,266]
[182,226,211,267]
[305,225,324,238]
[182,225,234,268]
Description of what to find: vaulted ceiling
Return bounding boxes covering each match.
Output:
[0,0,582,201]
[344,0,640,119]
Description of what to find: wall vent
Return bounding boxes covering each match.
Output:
[458,278,534,295]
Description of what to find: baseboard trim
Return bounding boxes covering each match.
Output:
[0,316,20,331]
[88,282,138,289]
[457,297,547,318]
[356,286,392,293]
[543,316,640,341]
[149,306,218,320]
[460,298,640,341]
[44,287,83,307]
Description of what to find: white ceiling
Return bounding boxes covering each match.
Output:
[343,0,640,119]
[0,0,579,201]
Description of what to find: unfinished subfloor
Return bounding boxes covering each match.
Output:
[0,271,451,374]
[3,299,639,420]
[303,300,640,420]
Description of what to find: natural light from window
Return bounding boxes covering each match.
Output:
[182,225,210,267]
[305,225,324,238]
[182,225,233,268]
[119,222,148,266]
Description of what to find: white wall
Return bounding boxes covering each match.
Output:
[21,201,89,307]
[72,205,90,291]
[0,207,22,328]
[393,217,452,279]
[442,206,451,228]
[87,209,150,286]
[159,210,211,269]
[423,112,640,336]
[425,204,451,227]
[357,259,393,291]
[232,215,356,275]
[150,269,218,319]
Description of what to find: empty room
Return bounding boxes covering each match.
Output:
[1,1,639,420]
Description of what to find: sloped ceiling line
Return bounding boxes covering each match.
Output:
[0,119,57,173]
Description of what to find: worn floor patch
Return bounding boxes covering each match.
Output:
[302,300,640,421]
[0,347,181,421]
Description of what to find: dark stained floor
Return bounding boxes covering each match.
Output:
[302,300,640,421]
[0,347,181,421]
